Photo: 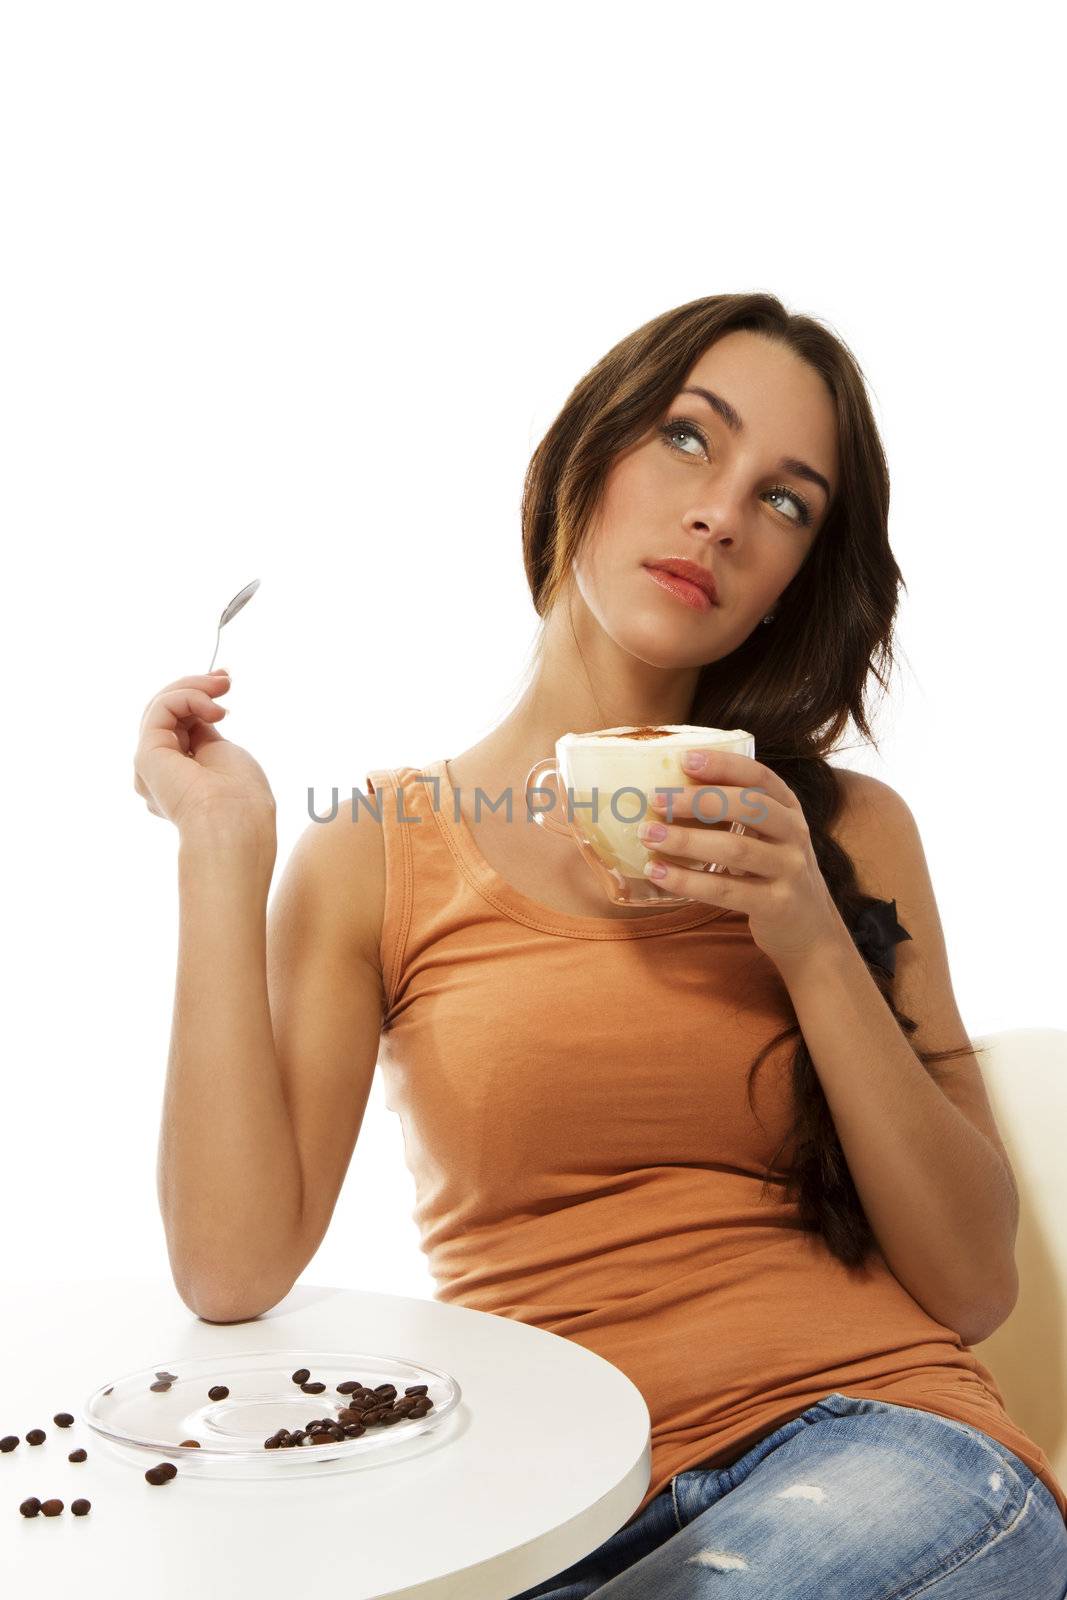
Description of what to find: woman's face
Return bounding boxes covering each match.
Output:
[572,328,839,669]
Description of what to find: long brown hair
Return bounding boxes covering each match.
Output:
[520,291,973,1269]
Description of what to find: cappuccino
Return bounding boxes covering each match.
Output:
[531,724,755,904]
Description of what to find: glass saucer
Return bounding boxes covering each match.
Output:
[82,1347,462,1478]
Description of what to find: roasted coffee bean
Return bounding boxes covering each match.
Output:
[180,1440,201,1448]
[53,1412,74,1428]
[1,1435,18,1451]
[343,1424,364,1438]
[145,1467,167,1484]
[264,1437,280,1449]
[336,1380,358,1394]
[207,1385,229,1401]
[71,1499,91,1516]
[373,1383,397,1399]
[26,1429,46,1445]
[300,1381,325,1394]
[405,1384,429,1396]
[19,1497,41,1517]
[149,1380,172,1392]
[68,1448,88,1463]
[160,1462,178,1479]
[155,1371,177,1381]
[145,1462,177,1485]
[291,1367,310,1384]
[41,1499,64,1517]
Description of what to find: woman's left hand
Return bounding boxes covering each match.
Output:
[637,748,847,970]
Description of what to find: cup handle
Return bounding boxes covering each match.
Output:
[524,758,573,839]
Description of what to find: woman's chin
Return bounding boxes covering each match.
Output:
[613,618,720,671]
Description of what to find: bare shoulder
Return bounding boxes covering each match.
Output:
[826,766,921,901]
[827,765,959,1039]
[288,801,387,975]
[824,765,1019,1208]
[829,766,903,829]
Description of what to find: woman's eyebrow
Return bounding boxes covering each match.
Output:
[678,385,832,502]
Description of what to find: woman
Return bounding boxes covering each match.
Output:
[137,293,1067,1596]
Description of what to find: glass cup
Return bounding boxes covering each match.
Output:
[523,725,756,907]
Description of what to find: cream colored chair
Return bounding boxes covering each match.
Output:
[968,1028,1067,1485]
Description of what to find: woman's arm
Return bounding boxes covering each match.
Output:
[774,773,1019,1346]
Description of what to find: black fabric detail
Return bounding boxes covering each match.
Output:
[850,897,912,976]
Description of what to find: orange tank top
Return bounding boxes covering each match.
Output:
[362,758,1066,1526]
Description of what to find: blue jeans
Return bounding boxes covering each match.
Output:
[510,1392,1067,1599]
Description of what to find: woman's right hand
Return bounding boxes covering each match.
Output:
[133,671,277,834]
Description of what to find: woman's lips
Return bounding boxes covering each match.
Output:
[643,565,714,612]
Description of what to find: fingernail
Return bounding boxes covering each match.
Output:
[682,752,704,771]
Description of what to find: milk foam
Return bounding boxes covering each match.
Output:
[558,724,750,751]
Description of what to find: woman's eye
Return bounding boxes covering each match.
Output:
[661,419,706,456]
[658,418,812,528]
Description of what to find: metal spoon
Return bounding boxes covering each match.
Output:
[207,579,260,672]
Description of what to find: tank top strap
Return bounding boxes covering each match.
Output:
[362,762,458,1024]
[362,766,415,1023]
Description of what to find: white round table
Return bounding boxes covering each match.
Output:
[0,1277,652,1596]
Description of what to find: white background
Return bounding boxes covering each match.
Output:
[2,2,1063,1299]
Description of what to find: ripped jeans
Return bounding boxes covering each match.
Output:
[509,1392,1067,1599]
